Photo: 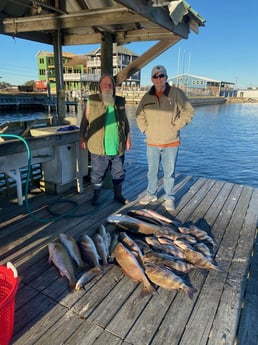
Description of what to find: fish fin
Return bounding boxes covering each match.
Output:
[69,281,76,292]
[186,287,198,299]
[140,283,157,298]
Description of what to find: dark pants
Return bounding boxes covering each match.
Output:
[90,153,125,187]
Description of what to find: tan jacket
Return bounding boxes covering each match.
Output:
[136,83,194,145]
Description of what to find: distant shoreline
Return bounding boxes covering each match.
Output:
[225,97,258,103]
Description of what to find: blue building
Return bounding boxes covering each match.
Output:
[168,74,236,97]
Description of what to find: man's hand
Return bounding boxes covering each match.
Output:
[80,137,87,150]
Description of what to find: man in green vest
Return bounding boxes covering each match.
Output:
[80,74,131,206]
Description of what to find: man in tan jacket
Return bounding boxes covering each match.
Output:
[136,65,194,211]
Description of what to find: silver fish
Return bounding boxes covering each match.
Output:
[79,234,101,267]
[59,233,84,269]
[75,266,102,290]
[48,242,76,290]
[144,263,197,299]
[109,231,120,262]
[107,213,161,235]
[98,224,110,253]
[93,233,109,265]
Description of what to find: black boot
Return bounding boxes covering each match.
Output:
[113,184,129,205]
[92,188,101,206]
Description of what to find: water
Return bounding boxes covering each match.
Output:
[1,102,258,189]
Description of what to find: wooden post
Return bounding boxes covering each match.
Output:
[101,32,114,188]
[101,32,113,76]
[53,30,66,124]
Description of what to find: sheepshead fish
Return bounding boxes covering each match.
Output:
[59,233,84,269]
[48,242,76,290]
[93,233,109,265]
[114,242,157,297]
[78,234,100,267]
[144,263,197,299]
[146,239,186,260]
[178,225,218,249]
[193,242,213,260]
[75,266,102,290]
[119,232,144,265]
[156,227,197,244]
[143,251,195,273]
[184,247,221,271]
[107,213,161,235]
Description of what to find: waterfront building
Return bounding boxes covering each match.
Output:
[237,88,258,99]
[36,44,140,96]
[168,74,236,97]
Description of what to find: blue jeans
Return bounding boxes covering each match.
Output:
[146,145,178,199]
[91,154,125,187]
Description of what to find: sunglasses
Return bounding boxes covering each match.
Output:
[152,73,166,79]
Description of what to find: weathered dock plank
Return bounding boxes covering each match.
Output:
[0,167,257,345]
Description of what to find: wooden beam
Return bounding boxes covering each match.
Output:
[63,28,176,46]
[115,0,190,38]
[115,37,181,85]
[1,8,147,34]
[115,28,177,44]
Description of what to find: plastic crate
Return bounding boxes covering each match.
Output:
[0,263,19,345]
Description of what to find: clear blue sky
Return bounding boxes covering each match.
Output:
[0,0,257,89]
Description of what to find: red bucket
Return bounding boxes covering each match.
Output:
[0,263,19,345]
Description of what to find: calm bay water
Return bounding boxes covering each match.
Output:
[1,102,258,189]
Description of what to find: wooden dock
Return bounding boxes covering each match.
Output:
[1,164,258,345]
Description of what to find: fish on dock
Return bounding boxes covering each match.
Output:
[75,266,102,291]
[127,208,178,225]
[48,242,77,290]
[98,224,111,254]
[183,247,221,271]
[78,234,101,268]
[93,233,109,265]
[113,242,157,297]
[178,225,218,249]
[107,213,162,235]
[143,251,195,274]
[119,232,144,265]
[59,233,84,270]
[144,262,197,299]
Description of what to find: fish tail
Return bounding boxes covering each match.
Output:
[212,264,223,271]
[185,286,198,299]
[69,280,76,291]
[140,283,157,298]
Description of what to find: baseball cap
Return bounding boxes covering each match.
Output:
[151,65,167,77]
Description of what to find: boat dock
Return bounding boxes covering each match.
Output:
[0,93,78,111]
[1,164,258,345]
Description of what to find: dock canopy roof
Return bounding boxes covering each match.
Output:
[0,0,205,46]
